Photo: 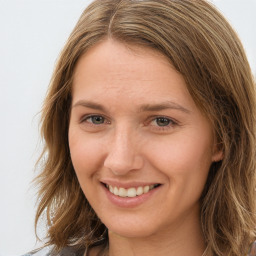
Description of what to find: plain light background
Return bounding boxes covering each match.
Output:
[0,0,255,255]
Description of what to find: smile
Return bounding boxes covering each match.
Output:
[105,184,160,198]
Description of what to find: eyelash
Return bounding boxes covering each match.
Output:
[148,116,178,131]
[80,115,110,126]
[80,115,178,131]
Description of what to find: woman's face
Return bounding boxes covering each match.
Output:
[69,39,222,238]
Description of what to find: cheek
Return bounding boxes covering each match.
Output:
[69,129,106,179]
[68,131,108,206]
[146,129,213,185]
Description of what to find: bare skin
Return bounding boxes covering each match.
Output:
[70,39,222,256]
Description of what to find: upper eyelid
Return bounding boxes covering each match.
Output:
[147,115,178,124]
[79,113,179,126]
[81,114,110,123]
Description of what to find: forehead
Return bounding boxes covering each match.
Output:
[72,39,196,111]
[74,39,173,83]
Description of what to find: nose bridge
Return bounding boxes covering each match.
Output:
[113,125,132,154]
[104,123,143,175]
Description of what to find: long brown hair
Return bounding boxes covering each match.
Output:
[35,0,256,255]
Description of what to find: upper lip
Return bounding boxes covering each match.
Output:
[100,179,161,189]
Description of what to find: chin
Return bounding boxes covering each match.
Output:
[108,225,156,238]
[101,215,158,238]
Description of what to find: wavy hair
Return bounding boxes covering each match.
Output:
[35,0,256,255]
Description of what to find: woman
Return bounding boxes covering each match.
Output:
[25,0,256,255]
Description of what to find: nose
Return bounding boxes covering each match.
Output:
[103,127,144,176]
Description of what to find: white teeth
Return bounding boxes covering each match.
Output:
[143,185,149,193]
[136,186,143,196]
[127,188,137,197]
[119,188,127,197]
[114,187,119,196]
[107,184,158,198]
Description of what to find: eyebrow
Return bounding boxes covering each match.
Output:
[138,101,191,114]
[72,100,107,112]
[72,100,191,114]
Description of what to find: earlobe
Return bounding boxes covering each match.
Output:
[212,143,224,162]
[212,150,224,162]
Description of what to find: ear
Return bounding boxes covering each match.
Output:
[212,142,224,162]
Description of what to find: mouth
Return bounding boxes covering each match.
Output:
[103,183,161,198]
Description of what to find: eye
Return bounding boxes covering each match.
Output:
[148,116,178,132]
[82,115,107,125]
[154,117,171,127]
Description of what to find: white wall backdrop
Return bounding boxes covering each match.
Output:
[0,0,255,255]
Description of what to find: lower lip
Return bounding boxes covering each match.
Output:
[102,184,161,208]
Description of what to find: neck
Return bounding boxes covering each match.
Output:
[107,212,206,256]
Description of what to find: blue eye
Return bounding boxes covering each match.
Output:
[149,116,178,132]
[85,115,105,125]
[155,117,171,127]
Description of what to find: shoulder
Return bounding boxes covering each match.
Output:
[22,246,84,256]
[21,247,51,256]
